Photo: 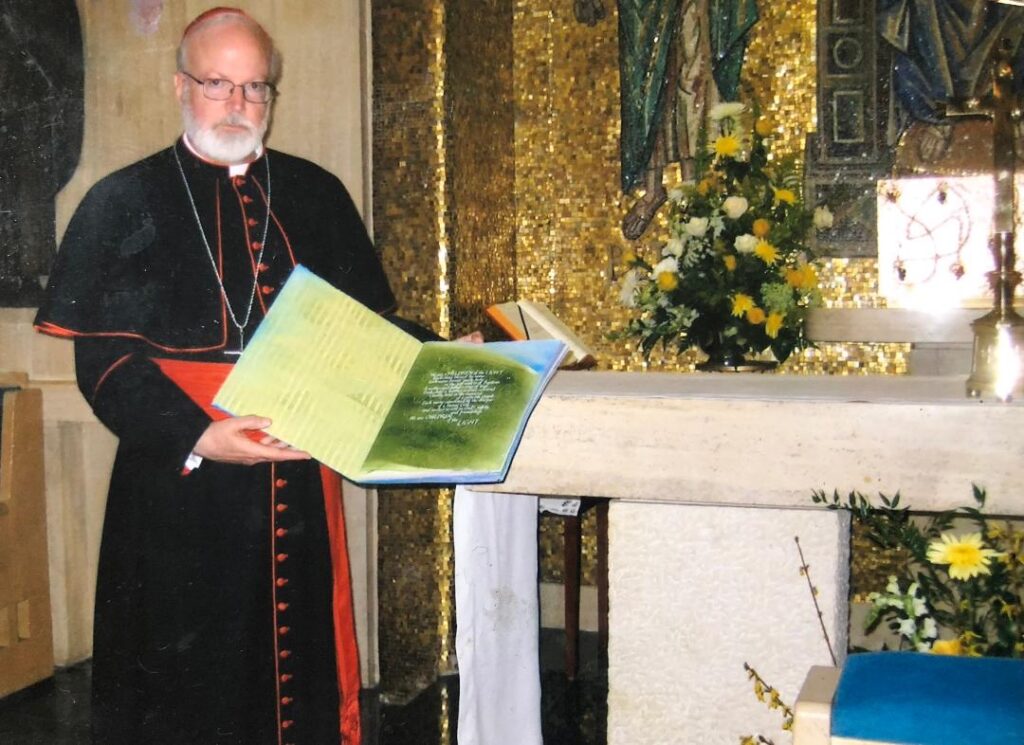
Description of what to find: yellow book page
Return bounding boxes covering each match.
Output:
[214,266,422,475]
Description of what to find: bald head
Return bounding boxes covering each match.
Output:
[177,7,281,84]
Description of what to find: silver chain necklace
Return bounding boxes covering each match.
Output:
[173,142,271,355]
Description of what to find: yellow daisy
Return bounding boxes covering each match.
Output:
[765,312,784,338]
[622,250,636,266]
[786,264,817,290]
[656,271,678,291]
[797,264,818,289]
[754,240,779,264]
[747,307,766,324]
[755,117,774,137]
[713,134,741,158]
[773,187,797,206]
[927,532,1003,580]
[723,255,737,271]
[732,293,754,317]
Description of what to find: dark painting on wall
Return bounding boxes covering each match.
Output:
[0,1,84,306]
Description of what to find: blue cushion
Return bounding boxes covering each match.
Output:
[831,652,1024,745]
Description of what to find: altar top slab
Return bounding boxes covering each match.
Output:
[544,370,1000,405]
[485,371,1024,515]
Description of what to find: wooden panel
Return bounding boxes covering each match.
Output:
[0,386,55,699]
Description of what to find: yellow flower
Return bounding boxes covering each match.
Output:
[747,307,766,324]
[755,117,774,137]
[765,312,784,338]
[622,250,636,266]
[714,134,741,158]
[723,254,737,271]
[773,187,797,206]
[931,638,962,656]
[786,264,818,290]
[752,218,771,238]
[732,293,754,317]
[798,264,818,289]
[656,271,678,291]
[927,532,1003,580]
[754,240,778,264]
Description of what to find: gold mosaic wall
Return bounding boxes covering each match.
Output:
[372,0,515,699]
[373,0,911,694]
[372,0,448,700]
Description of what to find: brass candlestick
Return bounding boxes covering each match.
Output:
[965,41,1024,401]
[966,233,1024,400]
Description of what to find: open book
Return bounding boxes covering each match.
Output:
[213,266,567,485]
[486,300,596,369]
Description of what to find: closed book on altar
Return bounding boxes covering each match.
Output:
[486,300,596,369]
[213,266,567,485]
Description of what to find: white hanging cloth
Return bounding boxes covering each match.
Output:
[453,485,543,745]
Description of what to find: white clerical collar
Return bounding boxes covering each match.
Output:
[181,134,264,176]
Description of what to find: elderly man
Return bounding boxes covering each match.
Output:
[35,7,419,744]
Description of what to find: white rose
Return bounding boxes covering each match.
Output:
[722,196,749,219]
[618,269,641,308]
[684,217,709,237]
[651,256,679,278]
[813,205,834,229]
[709,102,745,121]
[734,233,758,254]
[663,237,685,257]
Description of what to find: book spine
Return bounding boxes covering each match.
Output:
[485,306,527,341]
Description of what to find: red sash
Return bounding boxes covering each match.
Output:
[152,358,362,744]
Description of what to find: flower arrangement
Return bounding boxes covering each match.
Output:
[617,102,829,366]
[813,486,1024,657]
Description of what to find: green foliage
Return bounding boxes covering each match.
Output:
[812,486,1024,657]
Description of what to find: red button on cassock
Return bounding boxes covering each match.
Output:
[281,696,293,705]
[275,478,288,488]
[276,528,288,538]
[251,241,262,251]
[278,626,291,636]
[281,719,294,728]
[242,195,253,204]
[277,602,289,611]
[276,503,288,512]
[280,673,293,682]
[261,285,274,295]
[276,553,288,563]
[247,217,258,227]
[279,650,291,659]
[276,578,289,587]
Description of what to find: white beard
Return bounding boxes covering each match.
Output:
[182,99,269,164]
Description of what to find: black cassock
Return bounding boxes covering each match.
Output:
[35,140,412,744]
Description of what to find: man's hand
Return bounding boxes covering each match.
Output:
[457,331,484,343]
[193,416,311,465]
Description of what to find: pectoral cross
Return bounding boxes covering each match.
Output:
[224,328,245,357]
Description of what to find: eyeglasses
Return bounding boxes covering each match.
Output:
[180,71,276,103]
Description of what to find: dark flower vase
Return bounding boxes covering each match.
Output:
[695,339,778,373]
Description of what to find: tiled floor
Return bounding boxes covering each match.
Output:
[0,630,606,744]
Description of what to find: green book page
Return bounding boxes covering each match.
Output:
[213,266,422,475]
[357,342,539,478]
